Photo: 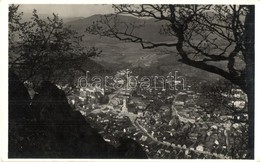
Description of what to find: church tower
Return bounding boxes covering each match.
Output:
[121,96,128,113]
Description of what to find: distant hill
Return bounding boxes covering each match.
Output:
[65,14,173,42]
[64,14,224,81]
[15,13,226,82]
[20,12,85,23]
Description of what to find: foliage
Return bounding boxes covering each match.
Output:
[86,5,254,94]
[9,4,101,85]
[197,79,247,119]
[86,5,254,158]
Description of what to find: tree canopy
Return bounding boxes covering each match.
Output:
[86,4,254,158]
[9,4,101,85]
[86,5,254,94]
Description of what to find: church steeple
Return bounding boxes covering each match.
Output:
[121,96,128,113]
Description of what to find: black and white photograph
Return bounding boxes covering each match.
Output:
[2,2,258,160]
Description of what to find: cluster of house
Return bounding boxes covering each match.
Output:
[172,88,248,122]
[173,88,247,108]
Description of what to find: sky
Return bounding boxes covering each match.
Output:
[18,4,115,17]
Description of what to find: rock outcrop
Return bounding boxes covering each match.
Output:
[116,138,148,159]
[9,71,34,158]
[8,72,147,158]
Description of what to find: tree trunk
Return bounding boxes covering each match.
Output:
[246,88,254,159]
[244,5,255,159]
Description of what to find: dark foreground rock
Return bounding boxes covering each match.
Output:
[8,71,147,158]
[116,138,148,159]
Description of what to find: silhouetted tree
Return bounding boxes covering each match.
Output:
[86,5,254,158]
[9,4,101,85]
[197,79,247,120]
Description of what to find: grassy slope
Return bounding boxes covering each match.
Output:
[65,14,223,81]
[11,13,226,82]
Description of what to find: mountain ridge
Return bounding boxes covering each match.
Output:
[64,14,224,81]
[16,12,225,81]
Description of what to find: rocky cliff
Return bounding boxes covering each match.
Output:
[8,71,147,158]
